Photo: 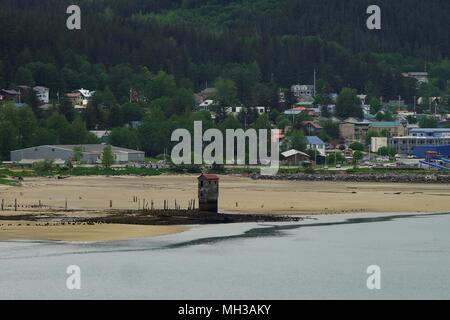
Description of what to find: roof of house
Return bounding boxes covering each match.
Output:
[198,173,220,180]
[33,86,49,91]
[306,136,325,145]
[281,149,310,158]
[1,89,20,95]
[303,121,323,129]
[369,121,402,128]
[295,101,314,106]
[65,92,81,98]
[89,131,111,139]
[342,117,371,125]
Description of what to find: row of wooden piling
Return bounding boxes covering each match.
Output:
[0,197,198,212]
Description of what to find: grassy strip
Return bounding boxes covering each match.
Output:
[0,178,21,187]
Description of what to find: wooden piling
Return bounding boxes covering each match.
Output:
[14,199,17,211]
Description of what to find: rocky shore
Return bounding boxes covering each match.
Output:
[251,173,450,183]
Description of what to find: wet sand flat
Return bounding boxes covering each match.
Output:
[0,220,188,242]
[0,175,448,215]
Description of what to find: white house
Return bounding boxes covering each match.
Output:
[199,99,215,109]
[306,136,326,156]
[226,106,244,116]
[291,84,315,100]
[33,86,49,104]
[78,88,95,106]
[254,106,267,114]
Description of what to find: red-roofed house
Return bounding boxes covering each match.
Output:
[303,121,323,136]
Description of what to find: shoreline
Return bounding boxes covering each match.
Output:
[1,174,449,241]
[1,211,448,243]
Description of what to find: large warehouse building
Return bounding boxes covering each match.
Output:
[10,144,145,165]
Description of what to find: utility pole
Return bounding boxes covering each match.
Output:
[313,69,316,97]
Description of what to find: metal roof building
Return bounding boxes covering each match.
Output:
[10,144,145,164]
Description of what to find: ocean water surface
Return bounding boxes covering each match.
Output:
[1,212,450,299]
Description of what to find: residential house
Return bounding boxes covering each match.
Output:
[357,94,368,106]
[65,92,84,107]
[306,136,326,156]
[401,72,429,84]
[226,106,244,116]
[194,87,217,106]
[33,86,49,104]
[254,106,267,115]
[66,88,95,109]
[15,85,49,105]
[291,85,315,101]
[199,99,215,110]
[90,130,111,142]
[0,89,21,102]
[303,121,323,136]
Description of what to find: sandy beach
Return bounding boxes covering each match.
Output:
[1,174,449,241]
[1,174,449,214]
[0,220,187,242]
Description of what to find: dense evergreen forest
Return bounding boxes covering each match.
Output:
[1,0,449,96]
[0,0,449,159]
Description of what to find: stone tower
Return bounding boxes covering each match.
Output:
[198,173,219,213]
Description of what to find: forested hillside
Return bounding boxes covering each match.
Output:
[1,0,449,160]
[1,0,449,98]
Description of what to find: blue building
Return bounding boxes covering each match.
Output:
[306,136,326,156]
[409,128,450,138]
[413,145,450,159]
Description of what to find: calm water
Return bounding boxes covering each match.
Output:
[1,212,450,300]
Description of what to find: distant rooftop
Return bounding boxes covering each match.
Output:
[45,144,143,154]
[410,128,450,132]
[281,149,310,158]
[306,136,325,145]
[369,121,402,128]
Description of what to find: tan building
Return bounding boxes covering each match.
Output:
[368,121,407,137]
[339,118,371,142]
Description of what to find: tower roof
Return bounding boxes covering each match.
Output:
[198,173,220,181]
